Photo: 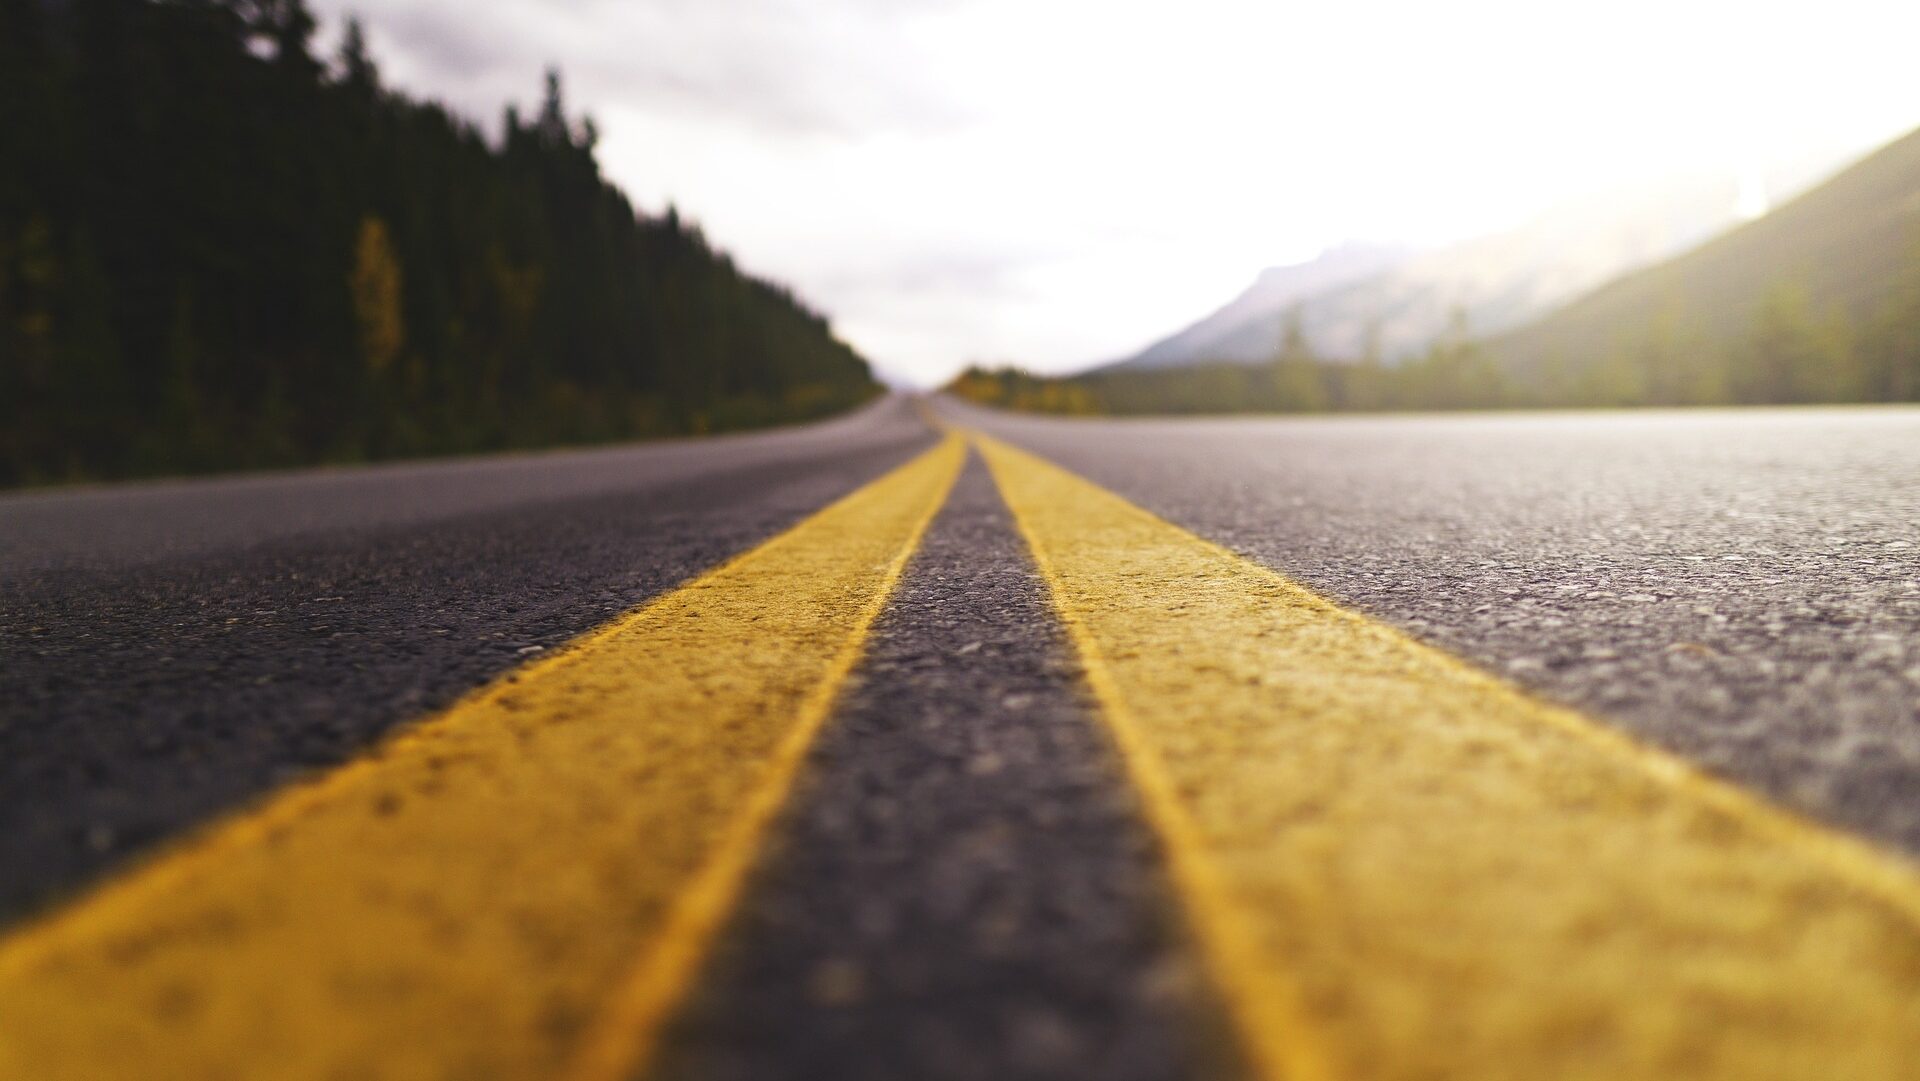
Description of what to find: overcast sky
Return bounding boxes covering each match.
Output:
[312,0,1920,385]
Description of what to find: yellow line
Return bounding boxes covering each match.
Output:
[0,433,965,1081]
[973,431,1920,1081]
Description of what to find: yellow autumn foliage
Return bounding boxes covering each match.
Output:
[350,216,405,376]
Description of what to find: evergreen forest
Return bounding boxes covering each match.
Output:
[1,0,878,486]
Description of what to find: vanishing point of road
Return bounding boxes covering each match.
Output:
[3,396,1918,1080]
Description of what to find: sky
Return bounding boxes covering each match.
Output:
[312,0,1920,385]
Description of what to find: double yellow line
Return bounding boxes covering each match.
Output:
[976,434,1920,1081]
[3,425,1918,1081]
[0,436,966,1081]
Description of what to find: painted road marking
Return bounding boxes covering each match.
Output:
[975,432,1920,1081]
[0,433,964,1081]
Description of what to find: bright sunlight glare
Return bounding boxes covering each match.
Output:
[318,0,1920,383]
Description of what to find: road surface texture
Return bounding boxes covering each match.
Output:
[2,397,1918,1081]
[655,459,1234,1081]
[956,400,1920,855]
[0,396,935,919]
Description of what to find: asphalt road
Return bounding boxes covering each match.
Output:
[954,400,1920,856]
[5,397,1920,1080]
[0,395,935,920]
[656,459,1233,1081]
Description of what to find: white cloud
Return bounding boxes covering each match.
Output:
[313,0,1920,384]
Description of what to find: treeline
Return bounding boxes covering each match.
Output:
[0,0,876,486]
[1517,274,1920,407]
[950,263,1920,416]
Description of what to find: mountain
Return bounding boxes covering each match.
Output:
[1103,169,1829,371]
[1113,243,1410,370]
[950,130,1920,415]
[1492,124,1920,399]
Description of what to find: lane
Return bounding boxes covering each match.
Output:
[0,396,921,577]
[9,393,1916,1081]
[0,397,936,921]
[955,402,1920,854]
[0,434,965,1081]
[979,432,1920,1081]
[656,456,1236,1081]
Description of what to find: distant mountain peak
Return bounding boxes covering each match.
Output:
[1101,242,1413,373]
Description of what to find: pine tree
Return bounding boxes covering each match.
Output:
[337,17,378,95]
[1270,307,1327,411]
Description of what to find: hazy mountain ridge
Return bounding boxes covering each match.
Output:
[1115,243,1410,370]
[1105,167,1841,371]
[951,124,1920,414]
[1492,126,1920,386]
